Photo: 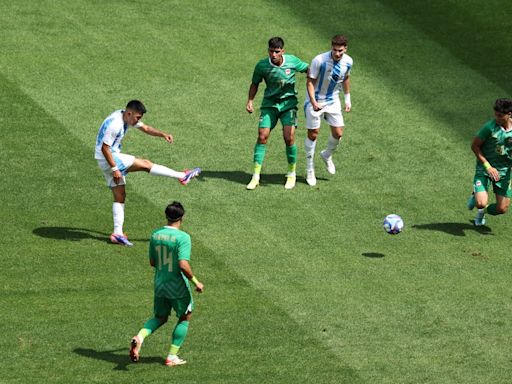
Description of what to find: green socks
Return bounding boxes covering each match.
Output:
[252,143,297,175]
[487,204,498,216]
[286,144,297,171]
[169,320,189,356]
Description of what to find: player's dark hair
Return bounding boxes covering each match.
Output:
[166,201,185,223]
[331,34,348,47]
[126,100,147,114]
[268,37,284,49]
[493,98,512,114]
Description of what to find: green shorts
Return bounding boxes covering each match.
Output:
[153,294,194,318]
[473,171,512,198]
[258,97,299,129]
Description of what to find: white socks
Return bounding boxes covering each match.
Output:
[324,134,341,157]
[150,164,185,179]
[113,202,125,235]
[304,137,316,170]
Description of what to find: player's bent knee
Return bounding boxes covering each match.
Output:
[157,316,169,325]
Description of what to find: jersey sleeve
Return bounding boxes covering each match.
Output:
[148,236,156,265]
[308,56,321,79]
[293,56,309,73]
[476,122,493,140]
[177,233,191,262]
[251,61,264,85]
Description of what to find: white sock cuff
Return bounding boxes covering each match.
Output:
[150,164,185,179]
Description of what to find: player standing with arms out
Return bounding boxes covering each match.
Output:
[130,201,204,366]
[95,100,201,246]
[304,35,353,186]
[467,98,512,226]
[246,37,309,190]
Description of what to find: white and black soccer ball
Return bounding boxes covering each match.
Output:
[383,214,404,234]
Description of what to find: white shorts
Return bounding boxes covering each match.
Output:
[304,99,344,129]
[97,152,135,187]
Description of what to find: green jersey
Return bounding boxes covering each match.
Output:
[476,119,512,174]
[252,54,309,108]
[149,226,192,299]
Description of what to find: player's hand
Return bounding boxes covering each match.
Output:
[246,101,254,114]
[487,167,500,182]
[113,170,122,184]
[344,103,351,112]
[195,282,204,293]
[312,101,323,111]
[163,133,174,144]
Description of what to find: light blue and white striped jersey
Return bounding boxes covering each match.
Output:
[305,51,353,106]
[94,109,143,160]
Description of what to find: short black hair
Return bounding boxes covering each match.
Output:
[268,37,284,50]
[165,201,185,223]
[126,100,147,114]
[494,98,512,114]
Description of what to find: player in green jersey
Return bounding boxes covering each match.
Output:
[130,201,204,366]
[467,98,512,226]
[246,37,309,190]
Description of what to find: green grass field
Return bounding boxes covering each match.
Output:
[2,1,512,383]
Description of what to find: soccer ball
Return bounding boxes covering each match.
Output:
[383,214,404,234]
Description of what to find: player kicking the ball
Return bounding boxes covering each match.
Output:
[94,100,200,246]
[129,201,204,366]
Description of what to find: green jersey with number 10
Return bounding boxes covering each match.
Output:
[149,226,192,299]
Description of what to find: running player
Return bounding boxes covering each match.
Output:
[130,201,204,366]
[467,98,512,225]
[304,35,353,186]
[94,100,201,246]
[246,37,309,190]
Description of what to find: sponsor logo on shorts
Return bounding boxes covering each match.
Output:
[475,180,482,187]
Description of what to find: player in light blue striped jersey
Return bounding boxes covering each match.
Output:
[304,35,353,186]
[94,100,200,246]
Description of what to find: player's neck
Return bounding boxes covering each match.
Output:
[166,222,181,230]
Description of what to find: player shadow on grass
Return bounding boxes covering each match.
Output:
[73,347,162,371]
[199,170,327,186]
[32,226,149,244]
[412,221,492,236]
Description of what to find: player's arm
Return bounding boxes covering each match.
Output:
[179,259,204,293]
[342,75,351,112]
[101,143,122,184]
[471,136,499,181]
[246,82,259,114]
[306,75,322,111]
[137,123,173,144]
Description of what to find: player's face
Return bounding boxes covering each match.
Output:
[331,45,347,62]
[268,47,284,65]
[125,110,143,126]
[494,111,512,126]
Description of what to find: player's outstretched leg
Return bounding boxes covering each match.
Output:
[180,168,201,185]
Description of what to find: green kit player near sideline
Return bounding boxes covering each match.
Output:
[467,98,512,226]
[130,201,204,366]
[246,36,309,190]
